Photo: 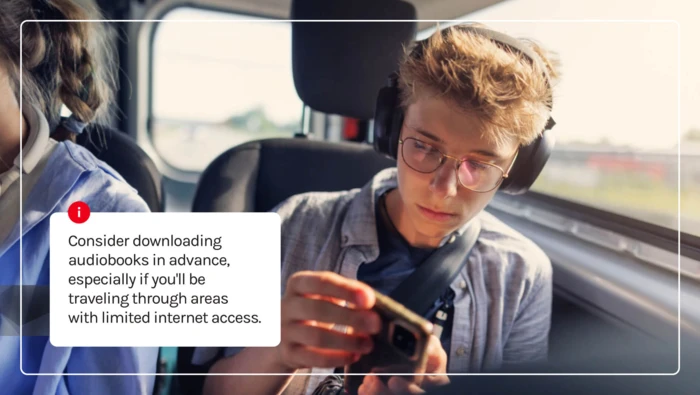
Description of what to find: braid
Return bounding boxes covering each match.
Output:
[43,0,105,124]
[0,0,50,116]
[2,0,116,142]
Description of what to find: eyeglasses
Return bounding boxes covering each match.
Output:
[398,137,518,193]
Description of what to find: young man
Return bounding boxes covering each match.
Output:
[203,23,560,395]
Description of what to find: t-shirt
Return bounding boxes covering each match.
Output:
[356,191,456,354]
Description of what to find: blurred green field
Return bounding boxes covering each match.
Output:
[532,177,700,235]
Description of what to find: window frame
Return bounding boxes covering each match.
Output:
[493,190,700,273]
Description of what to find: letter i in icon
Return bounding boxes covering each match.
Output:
[68,201,90,224]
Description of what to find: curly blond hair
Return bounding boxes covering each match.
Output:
[398,23,560,149]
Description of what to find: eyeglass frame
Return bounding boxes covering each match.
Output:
[398,136,520,193]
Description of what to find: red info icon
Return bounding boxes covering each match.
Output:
[68,201,90,224]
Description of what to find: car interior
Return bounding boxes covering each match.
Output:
[60,0,700,393]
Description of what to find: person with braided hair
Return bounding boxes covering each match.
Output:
[0,1,158,393]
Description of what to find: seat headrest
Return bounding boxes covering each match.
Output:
[291,0,417,120]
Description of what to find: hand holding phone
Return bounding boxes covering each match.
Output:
[276,271,382,371]
[350,335,450,395]
[343,290,434,394]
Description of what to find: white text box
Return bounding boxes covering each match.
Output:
[49,212,281,348]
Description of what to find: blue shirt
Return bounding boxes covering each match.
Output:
[356,191,456,353]
[357,192,435,294]
[0,141,159,395]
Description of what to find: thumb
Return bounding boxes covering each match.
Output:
[425,336,448,373]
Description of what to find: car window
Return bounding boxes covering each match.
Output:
[444,3,697,236]
[150,8,303,172]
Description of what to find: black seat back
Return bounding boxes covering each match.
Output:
[76,126,164,212]
[192,137,395,213]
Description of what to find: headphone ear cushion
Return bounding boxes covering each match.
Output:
[388,106,404,159]
[499,129,555,195]
[373,85,400,157]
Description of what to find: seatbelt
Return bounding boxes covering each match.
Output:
[317,212,481,395]
[388,219,481,317]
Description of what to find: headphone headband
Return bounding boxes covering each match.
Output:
[458,27,552,87]
[412,26,554,112]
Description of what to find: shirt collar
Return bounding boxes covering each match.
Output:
[340,167,474,253]
[0,103,51,195]
[16,102,51,174]
[341,167,397,251]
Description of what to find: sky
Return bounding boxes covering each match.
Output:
[461,0,697,151]
[151,0,698,152]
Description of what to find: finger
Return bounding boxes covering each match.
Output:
[359,375,389,395]
[297,319,335,330]
[299,297,351,332]
[388,376,425,394]
[425,336,448,374]
[286,343,360,368]
[299,320,356,336]
[288,271,376,309]
[306,294,348,307]
[285,297,381,334]
[422,373,450,389]
[306,295,369,314]
[286,323,374,353]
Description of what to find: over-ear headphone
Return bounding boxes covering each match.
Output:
[373,25,557,195]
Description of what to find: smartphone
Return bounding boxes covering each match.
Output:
[343,290,433,395]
